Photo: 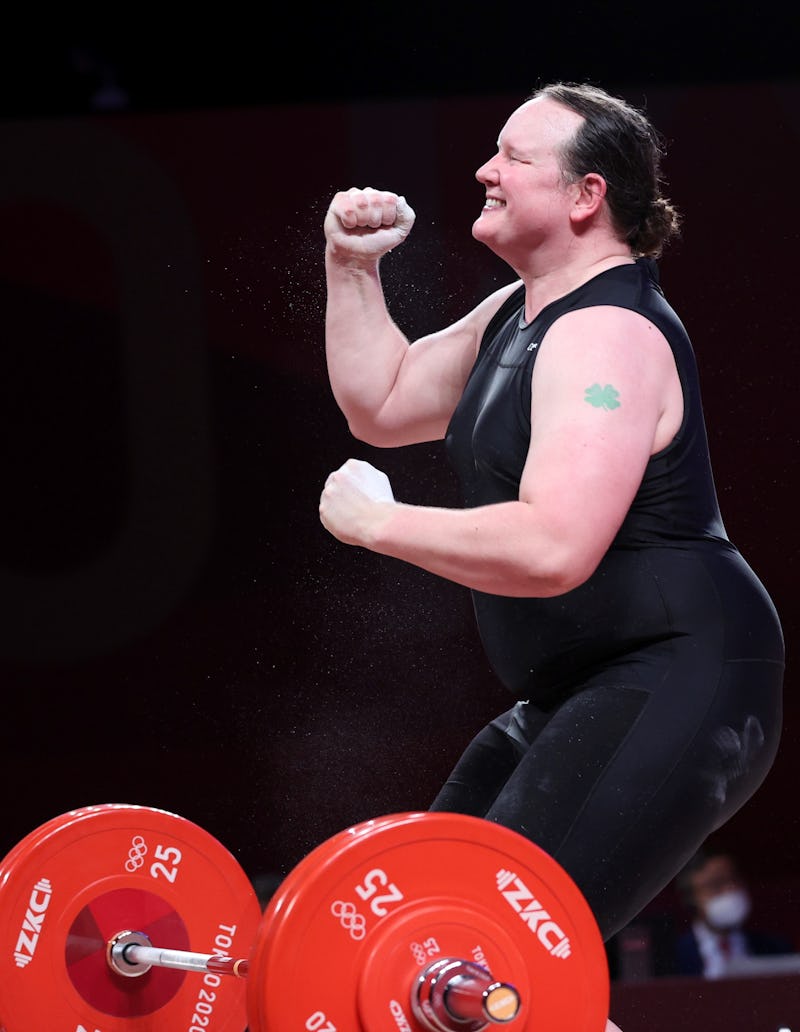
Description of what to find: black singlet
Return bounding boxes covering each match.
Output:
[445,259,772,704]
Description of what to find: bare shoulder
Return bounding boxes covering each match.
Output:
[469,279,523,329]
[544,304,673,359]
[442,279,523,341]
[535,304,676,387]
[529,303,682,452]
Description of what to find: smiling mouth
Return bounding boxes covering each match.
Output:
[484,198,506,209]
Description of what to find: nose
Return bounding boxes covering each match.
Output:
[475,153,500,185]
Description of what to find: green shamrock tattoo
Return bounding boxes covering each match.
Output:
[584,383,621,410]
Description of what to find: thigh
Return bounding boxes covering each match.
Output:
[429,703,549,816]
[483,645,783,940]
[482,684,651,873]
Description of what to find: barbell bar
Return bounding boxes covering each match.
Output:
[106,930,521,1028]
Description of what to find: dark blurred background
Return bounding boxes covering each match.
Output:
[1,5,798,1022]
[0,5,798,117]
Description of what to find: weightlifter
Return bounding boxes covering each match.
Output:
[319,83,784,1031]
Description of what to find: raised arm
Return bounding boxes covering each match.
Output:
[325,186,518,447]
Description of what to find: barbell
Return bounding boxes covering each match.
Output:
[0,803,609,1030]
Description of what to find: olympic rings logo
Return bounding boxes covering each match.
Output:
[330,900,367,940]
[410,937,441,966]
[125,835,149,872]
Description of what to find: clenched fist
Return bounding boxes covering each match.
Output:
[319,458,396,547]
[324,187,416,265]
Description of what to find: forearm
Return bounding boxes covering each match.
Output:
[325,250,409,434]
[365,499,586,598]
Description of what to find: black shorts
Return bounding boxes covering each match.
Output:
[429,551,784,940]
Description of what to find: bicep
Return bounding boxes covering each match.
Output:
[519,307,674,575]
[370,281,522,446]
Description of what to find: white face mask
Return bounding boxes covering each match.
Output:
[703,888,751,931]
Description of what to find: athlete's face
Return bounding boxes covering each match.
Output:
[472,97,585,265]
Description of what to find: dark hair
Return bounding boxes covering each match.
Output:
[530,82,681,258]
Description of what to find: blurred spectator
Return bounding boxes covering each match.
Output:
[674,846,793,978]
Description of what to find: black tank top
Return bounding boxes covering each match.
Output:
[445,258,736,700]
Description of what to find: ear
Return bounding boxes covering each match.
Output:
[569,172,607,225]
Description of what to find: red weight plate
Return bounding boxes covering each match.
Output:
[247,812,608,1032]
[0,806,153,890]
[0,803,262,1032]
[0,806,102,887]
[249,814,531,1032]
